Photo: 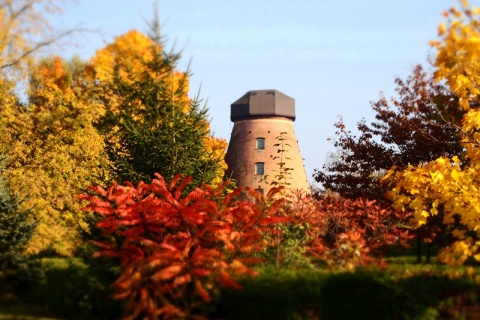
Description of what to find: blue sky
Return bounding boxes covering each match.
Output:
[49,0,472,186]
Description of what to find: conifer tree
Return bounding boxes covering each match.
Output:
[0,160,37,296]
[95,16,223,187]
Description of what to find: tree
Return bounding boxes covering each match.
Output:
[0,159,37,296]
[91,22,227,187]
[0,0,72,71]
[0,56,110,255]
[314,64,464,201]
[385,1,480,266]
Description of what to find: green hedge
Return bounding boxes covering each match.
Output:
[3,259,479,319]
[212,268,480,320]
[1,257,122,320]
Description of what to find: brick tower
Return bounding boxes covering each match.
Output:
[225,89,310,195]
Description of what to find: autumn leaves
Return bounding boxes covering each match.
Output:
[0,27,227,255]
[384,1,480,266]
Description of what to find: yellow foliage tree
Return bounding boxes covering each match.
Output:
[385,0,480,265]
[0,56,110,255]
[91,30,191,116]
[93,30,154,84]
[204,136,228,186]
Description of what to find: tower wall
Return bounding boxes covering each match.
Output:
[225,116,310,195]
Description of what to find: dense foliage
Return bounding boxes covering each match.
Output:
[315,64,464,201]
[0,161,37,297]
[273,191,412,270]
[77,170,419,317]
[0,56,109,255]
[216,267,480,320]
[79,174,290,319]
[0,12,227,254]
[385,1,480,266]
[91,25,227,187]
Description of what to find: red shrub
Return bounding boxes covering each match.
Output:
[78,174,288,319]
[282,192,413,269]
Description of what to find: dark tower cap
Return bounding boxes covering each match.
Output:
[230,89,295,121]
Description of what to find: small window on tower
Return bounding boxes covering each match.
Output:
[255,162,265,175]
[256,138,265,150]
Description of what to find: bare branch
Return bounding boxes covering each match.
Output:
[0,29,76,70]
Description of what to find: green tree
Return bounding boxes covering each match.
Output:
[93,18,224,187]
[0,159,37,297]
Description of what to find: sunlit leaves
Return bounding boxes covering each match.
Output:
[383,1,480,266]
[92,29,227,187]
[384,151,480,264]
[92,30,155,85]
[433,1,480,110]
[0,56,110,255]
[80,174,285,319]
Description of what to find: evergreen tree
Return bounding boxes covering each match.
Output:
[96,16,223,187]
[0,160,37,296]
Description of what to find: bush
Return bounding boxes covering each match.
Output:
[79,174,288,319]
[212,267,480,320]
[21,257,122,320]
[214,268,327,320]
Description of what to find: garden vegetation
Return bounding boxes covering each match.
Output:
[2,0,480,319]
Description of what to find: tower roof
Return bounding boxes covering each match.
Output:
[230,89,295,121]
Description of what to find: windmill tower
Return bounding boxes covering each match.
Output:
[225,89,310,196]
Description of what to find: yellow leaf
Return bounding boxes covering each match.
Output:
[452,229,466,239]
[451,169,461,182]
[438,22,447,36]
[430,171,444,183]
[421,210,430,218]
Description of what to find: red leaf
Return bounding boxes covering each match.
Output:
[218,270,242,289]
[151,265,183,281]
[195,279,211,302]
[191,268,213,277]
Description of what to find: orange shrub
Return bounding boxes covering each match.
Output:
[78,174,289,319]
[283,192,413,269]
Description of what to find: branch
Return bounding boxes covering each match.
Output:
[0,28,77,70]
